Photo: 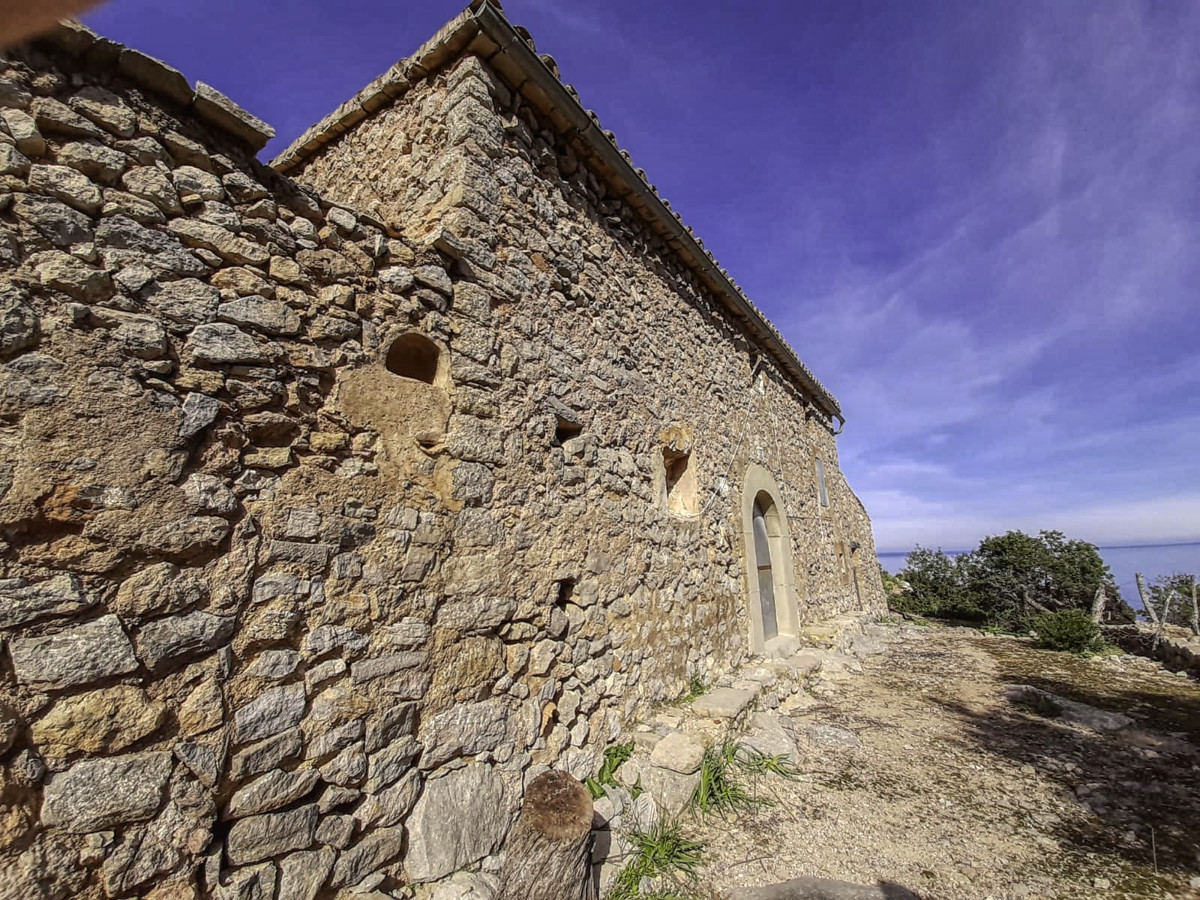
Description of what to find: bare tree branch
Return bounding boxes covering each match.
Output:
[1136,573,1160,627]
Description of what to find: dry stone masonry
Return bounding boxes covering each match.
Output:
[0,4,883,898]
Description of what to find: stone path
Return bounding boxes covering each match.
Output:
[587,622,1200,900]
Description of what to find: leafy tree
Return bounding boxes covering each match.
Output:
[892,547,978,621]
[892,530,1132,630]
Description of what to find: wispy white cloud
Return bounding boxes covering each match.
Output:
[762,1,1200,551]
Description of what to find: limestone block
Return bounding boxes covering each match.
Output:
[42,751,172,832]
[231,729,303,780]
[234,684,306,744]
[276,847,335,900]
[115,49,193,104]
[0,77,31,109]
[742,713,799,765]
[32,684,165,757]
[214,862,278,900]
[30,97,104,139]
[314,814,355,848]
[69,85,137,138]
[193,82,276,151]
[354,768,422,829]
[226,768,321,819]
[175,739,222,786]
[172,164,224,201]
[640,764,700,818]
[218,296,301,336]
[28,163,102,214]
[11,193,93,246]
[691,687,756,720]
[34,250,113,302]
[404,764,512,883]
[0,142,30,177]
[244,649,301,681]
[9,615,138,690]
[306,720,363,762]
[100,800,203,895]
[183,473,237,516]
[186,322,269,365]
[1,108,45,156]
[418,698,511,769]
[113,562,207,621]
[226,804,318,866]
[0,573,93,629]
[364,736,420,793]
[365,703,418,753]
[327,824,404,889]
[304,624,368,657]
[319,742,367,787]
[122,165,182,214]
[146,277,220,326]
[0,287,38,358]
[136,610,235,670]
[168,218,268,266]
[350,652,425,684]
[649,731,705,774]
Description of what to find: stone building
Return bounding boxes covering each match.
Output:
[0,3,883,898]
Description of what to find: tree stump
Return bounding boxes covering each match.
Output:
[496,770,596,900]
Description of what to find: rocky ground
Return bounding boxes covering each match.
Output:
[674,625,1200,900]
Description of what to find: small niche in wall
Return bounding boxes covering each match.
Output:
[385,333,440,385]
[663,447,698,516]
[555,577,576,607]
[552,416,582,446]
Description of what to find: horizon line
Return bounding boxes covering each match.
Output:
[877,538,1200,556]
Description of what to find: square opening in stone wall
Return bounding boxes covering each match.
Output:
[553,416,583,446]
[663,447,698,516]
[555,577,576,607]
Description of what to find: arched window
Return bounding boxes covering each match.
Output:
[385,333,440,384]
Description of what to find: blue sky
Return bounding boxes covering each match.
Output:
[83,0,1200,552]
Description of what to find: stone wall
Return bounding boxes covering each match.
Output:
[291,51,885,647]
[0,18,883,900]
[1107,626,1200,678]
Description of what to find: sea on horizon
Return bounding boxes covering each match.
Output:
[876,541,1200,608]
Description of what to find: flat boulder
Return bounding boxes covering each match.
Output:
[692,687,756,720]
[404,764,513,883]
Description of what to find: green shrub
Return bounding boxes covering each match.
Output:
[1032,609,1105,653]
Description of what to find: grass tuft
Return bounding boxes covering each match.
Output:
[690,739,756,814]
[677,673,708,704]
[690,739,802,814]
[737,747,801,780]
[608,820,704,900]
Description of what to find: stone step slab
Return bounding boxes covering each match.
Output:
[690,687,755,720]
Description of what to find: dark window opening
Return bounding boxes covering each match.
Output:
[553,416,582,446]
[385,333,439,384]
[555,578,576,607]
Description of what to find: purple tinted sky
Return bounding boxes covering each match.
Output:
[83,0,1200,552]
